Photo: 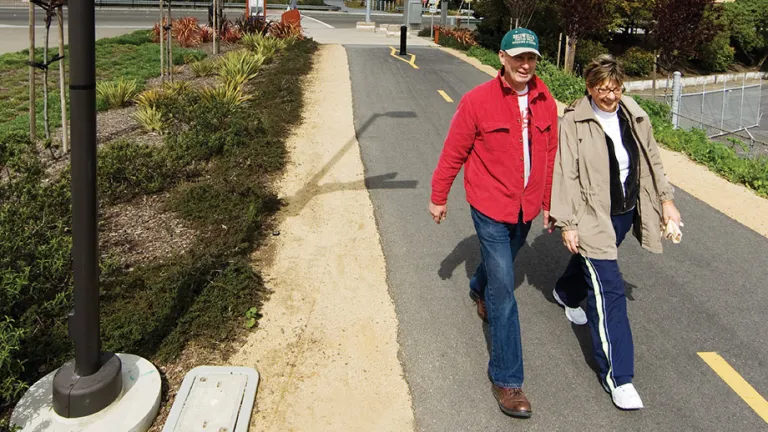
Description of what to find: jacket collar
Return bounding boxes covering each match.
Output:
[569,94,648,123]
[496,67,547,102]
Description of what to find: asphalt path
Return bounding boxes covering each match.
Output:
[346,44,768,431]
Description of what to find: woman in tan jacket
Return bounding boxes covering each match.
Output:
[550,54,682,411]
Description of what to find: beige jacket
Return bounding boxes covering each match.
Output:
[551,95,675,260]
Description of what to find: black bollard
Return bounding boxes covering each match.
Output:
[400,25,407,55]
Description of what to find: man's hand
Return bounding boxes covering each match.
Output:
[543,211,555,233]
[429,202,447,224]
[562,230,579,254]
[662,200,682,227]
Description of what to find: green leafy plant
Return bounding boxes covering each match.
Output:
[575,39,606,69]
[199,81,252,111]
[134,106,163,133]
[697,31,734,73]
[96,78,139,109]
[134,88,165,109]
[189,58,217,77]
[240,33,287,60]
[620,47,656,77]
[216,50,265,87]
[245,307,259,328]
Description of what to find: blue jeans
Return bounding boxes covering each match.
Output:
[469,206,531,388]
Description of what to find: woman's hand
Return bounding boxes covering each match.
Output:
[562,230,579,254]
[662,200,682,227]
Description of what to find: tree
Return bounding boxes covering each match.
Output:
[555,0,618,72]
[613,0,655,35]
[504,0,539,29]
[725,0,768,68]
[650,0,722,71]
[474,0,513,50]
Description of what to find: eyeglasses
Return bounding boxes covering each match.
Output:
[595,86,625,96]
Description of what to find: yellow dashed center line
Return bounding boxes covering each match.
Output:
[389,47,419,69]
[699,352,768,423]
[437,90,453,103]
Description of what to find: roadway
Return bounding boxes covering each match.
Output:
[0,7,452,29]
[346,43,768,430]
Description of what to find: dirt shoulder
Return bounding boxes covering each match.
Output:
[441,46,768,239]
[228,44,415,431]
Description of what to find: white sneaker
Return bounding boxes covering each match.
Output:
[552,289,588,325]
[609,383,644,410]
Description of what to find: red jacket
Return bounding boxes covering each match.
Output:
[431,71,559,224]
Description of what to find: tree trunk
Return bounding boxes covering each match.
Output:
[757,52,767,69]
[167,0,173,82]
[565,35,577,74]
[652,49,658,99]
[29,3,36,141]
[213,0,219,54]
[160,0,164,84]
[58,7,68,153]
[43,12,51,140]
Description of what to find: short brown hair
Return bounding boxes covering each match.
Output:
[583,54,626,89]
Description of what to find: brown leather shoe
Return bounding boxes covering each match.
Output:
[492,385,532,418]
[469,291,488,322]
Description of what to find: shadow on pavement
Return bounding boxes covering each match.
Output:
[440,227,649,376]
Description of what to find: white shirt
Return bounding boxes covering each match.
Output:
[517,86,531,188]
[591,99,630,195]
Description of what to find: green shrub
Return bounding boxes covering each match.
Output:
[535,59,586,104]
[697,32,734,73]
[189,58,217,77]
[216,49,265,87]
[104,30,153,46]
[575,39,606,70]
[0,319,27,403]
[96,78,139,109]
[173,48,205,65]
[620,47,655,77]
[198,81,252,110]
[97,139,181,204]
[240,33,287,60]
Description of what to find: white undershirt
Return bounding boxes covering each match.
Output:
[591,99,630,195]
[517,86,530,188]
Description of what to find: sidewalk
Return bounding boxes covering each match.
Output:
[301,13,437,46]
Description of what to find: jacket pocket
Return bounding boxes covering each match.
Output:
[480,122,513,153]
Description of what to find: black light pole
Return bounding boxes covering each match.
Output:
[51,0,122,418]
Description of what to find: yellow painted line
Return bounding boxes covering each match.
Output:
[699,352,768,423]
[437,90,453,103]
[389,47,419,70]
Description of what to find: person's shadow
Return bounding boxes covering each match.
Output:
[438,228,640,378]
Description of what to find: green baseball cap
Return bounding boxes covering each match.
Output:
[500,28,541,58]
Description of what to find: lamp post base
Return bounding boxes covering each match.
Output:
[52,352,123,418]
[11,354,161,432]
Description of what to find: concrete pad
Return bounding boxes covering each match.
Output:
[161,366,259,432]
[10,354,161,432]
[355,21,376,31]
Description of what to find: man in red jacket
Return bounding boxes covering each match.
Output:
[429,28,559,419]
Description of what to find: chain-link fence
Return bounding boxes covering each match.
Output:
[634,73,766,157]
